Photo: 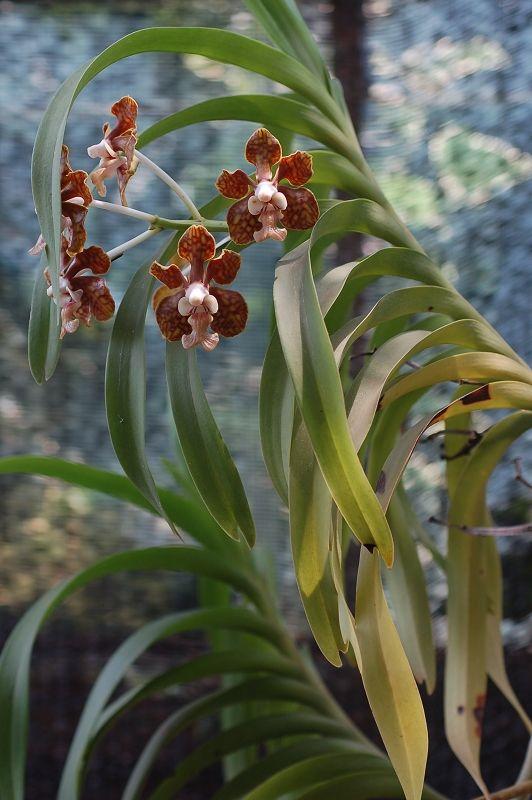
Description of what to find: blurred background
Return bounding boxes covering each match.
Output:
[0,0,530,797]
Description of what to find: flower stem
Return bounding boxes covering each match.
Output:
[91,199,156,224]
[107,227,161,261]
[134,150,203,221]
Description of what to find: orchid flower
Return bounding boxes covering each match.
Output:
[45,239,115,338]
[150,225,247,352]
[215,128,319,244]
[87,96,138,206]
[29,145,92,257]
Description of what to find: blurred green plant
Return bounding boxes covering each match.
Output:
[1,2,530,799]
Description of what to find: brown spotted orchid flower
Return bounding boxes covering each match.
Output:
[215,128,319,245]
[29,145,92,257]
[87,96,138,206]
[45,238,115,338]
[150,225,247,352]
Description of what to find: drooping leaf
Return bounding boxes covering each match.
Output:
[289,418,345,666]
[355,549,428,800]
[27,262,61,383]
[166,345,255,546]
[274,239,394,565]
[105,237,179,536]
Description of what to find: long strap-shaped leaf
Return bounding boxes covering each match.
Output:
[355,549,429,800]
[274,239,394,564]
[27,262,61,384]
[58,608,284,799]
[123,678,338,800]
[289,417,346,665]
[0,547,264,800]
[166,345,255,546]
[105,236,179,535]
[0,455,239,554]
[148,713,359,799]
[445,411,532,796]
[212,738,370,800]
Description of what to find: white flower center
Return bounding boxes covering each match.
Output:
[255,180,277,203]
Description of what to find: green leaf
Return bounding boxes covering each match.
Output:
[381,352,532,407]
[385,493,436,693]
[58,608,285,800]
[375,382,532,512]
[355,549,428,800]
[105,237,179,536]
[213,739,368,800]
[138,96,351,161]
[289,418,345,666]
[0,455,240,554]
[125,679,337,800]
[149,713,357,799]
[274,242,394,565]
[244,0,331,89]
[0,547,266,800]
[259,330,293,504]
[166,345,255,546]
[243,751,399,800]
[27,262,61,383]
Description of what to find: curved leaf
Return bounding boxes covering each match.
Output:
[355,549,428,800]
[386,494,436,693]
[259,330,293,504]
[0,546,266,800]
[58,608,285,800]
[149,713,357,799]
[27,263,61,384]
[105,237,179,535]
[124,678,336,800]
[289,418,345,666]
[138,95,352,161]
[274,240,394,565]
[166,345,255,546]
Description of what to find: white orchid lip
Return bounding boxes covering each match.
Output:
[65,196,87,207]
[186,281,210,307]
[255,180,277,203]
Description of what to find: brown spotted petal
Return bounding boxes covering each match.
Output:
[109,96,138,167]
[153,290,191,341]
[215,169,251,199]
[227,197,262,245]
[67,246,111,278]
[279,186,319,231]
[149,261,186,289]
[277,151,313,186]
[71,276,115,322]
[62,170,93,256]
[245,128,282,181]
[210,287,248,337]
[178,225,216,268]
[206,250,241,285]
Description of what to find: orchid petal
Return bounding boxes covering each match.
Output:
[210,287,248,337]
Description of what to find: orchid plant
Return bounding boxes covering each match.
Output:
[1,2,531,800]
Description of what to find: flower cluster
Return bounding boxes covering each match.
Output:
[150,225,247,352]
[215,127,319,244]
[30,108,320,351]
[30,98,140,337]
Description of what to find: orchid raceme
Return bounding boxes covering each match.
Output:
[45,239,115,337]
[30,145,92,257]
[87,95,138,205]
[216,127,319,243]
[150,224,247,351]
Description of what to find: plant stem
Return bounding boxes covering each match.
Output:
[91,199,228,234]
[107,227,161,261]
[471,780,532,800]
[134,150,203,221]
